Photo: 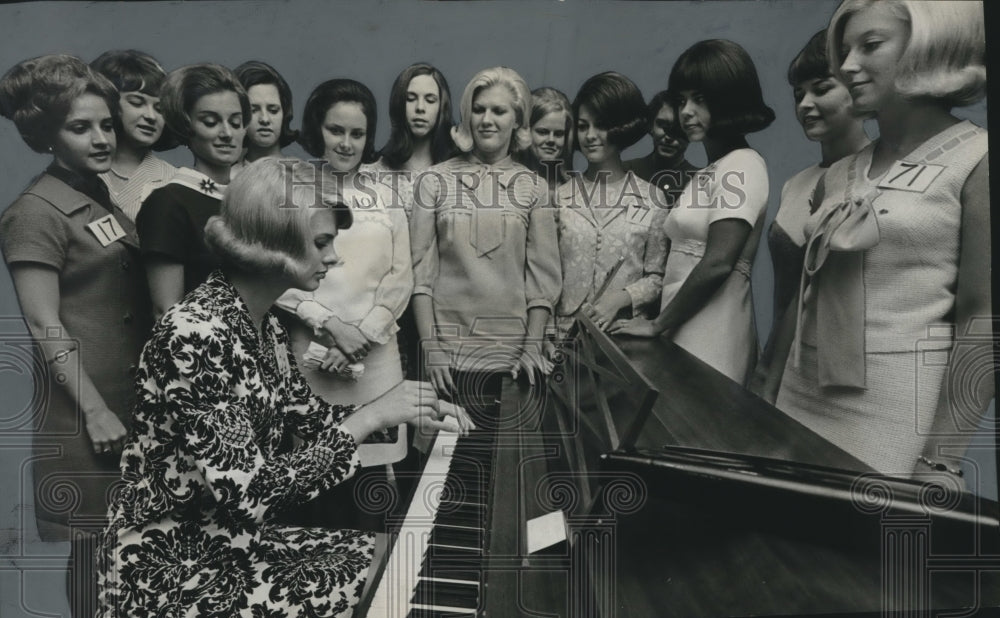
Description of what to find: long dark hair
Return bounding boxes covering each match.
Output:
[378,63,454,169]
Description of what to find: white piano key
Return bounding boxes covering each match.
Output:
[365,430,474,618]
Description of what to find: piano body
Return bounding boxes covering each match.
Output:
[358,315,1000,617]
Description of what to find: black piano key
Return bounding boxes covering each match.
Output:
[407,609,473,618]
[441,488,486,506]
[442,479,486,499]
[436,505,486,528]
[412,580,480,609]
[430,525,482,548]
[426,543,483,561]
[419,563,481,582]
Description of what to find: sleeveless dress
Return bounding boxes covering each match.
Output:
[776,121,988,475]
[659,148,769,384]
[767,164,826,316]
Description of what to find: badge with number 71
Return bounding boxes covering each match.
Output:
[877,161,945,193]
[86,214,127,247]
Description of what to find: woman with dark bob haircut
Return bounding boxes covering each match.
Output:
[233,60,298,171]
[611,40,774,387]
[96,157,470,617]
[136,63,249,319]
[90,49,177,222]
[552,72,667,344]
[750,28,869,400]
[0,53,152,616]
[279,79,423,498]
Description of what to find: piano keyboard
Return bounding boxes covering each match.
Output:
[364,398,500,617]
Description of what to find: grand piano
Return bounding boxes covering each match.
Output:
[356,314,1000,617]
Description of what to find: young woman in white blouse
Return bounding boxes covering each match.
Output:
[277,79,413,439]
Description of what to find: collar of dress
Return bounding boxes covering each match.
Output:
[166,167,228,197]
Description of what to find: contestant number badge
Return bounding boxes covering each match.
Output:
[877,161,944,193]
[86,214,127,247]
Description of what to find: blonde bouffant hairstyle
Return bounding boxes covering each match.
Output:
[828,0,986,107]
[451,66,532,154]
[204,157,351,277]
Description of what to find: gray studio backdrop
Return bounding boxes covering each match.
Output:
[0,1,993,616]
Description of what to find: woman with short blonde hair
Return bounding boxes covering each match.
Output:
[772,0,990,477]
[516,86,574,189]
[97,157,470,617]
[410,66,561,399]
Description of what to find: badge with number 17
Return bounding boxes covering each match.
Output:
[86,214,127,247]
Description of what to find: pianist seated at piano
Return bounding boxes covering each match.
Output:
[552,71,668,339]
[610,39,774,386]
[95,157,471,618]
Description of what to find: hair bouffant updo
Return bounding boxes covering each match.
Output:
[159,63,250,146]
[204,157,352,276]
[0,54,118,153]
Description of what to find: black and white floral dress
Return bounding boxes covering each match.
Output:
[97,272,375,617]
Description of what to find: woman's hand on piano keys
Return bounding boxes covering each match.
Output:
[348,381,474,441]
[426,363,456,399]
[409,400,476,435]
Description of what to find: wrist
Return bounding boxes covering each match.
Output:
[321,315,346,335]
[81,404,109,419]
[342,407,379,444]
[296,300,335,332]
